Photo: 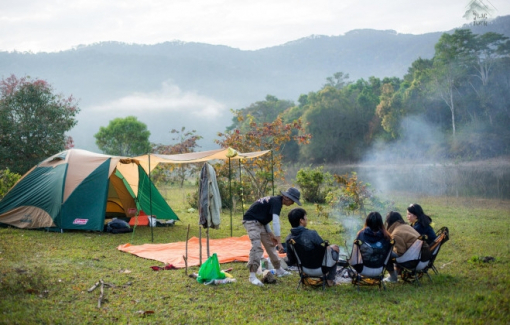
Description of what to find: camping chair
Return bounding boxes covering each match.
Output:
[287,239,333,291]
[394,236,432,285]
[428,227,449,275]
[346,239,395,290]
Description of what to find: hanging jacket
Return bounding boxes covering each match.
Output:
[199,163,221,229]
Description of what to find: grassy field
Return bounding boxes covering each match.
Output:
[1,186,509,324]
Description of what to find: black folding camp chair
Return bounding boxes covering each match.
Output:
[345,239,395,290]
[287,238,331,291]
[428,227,450,275]
[394,236,432,285]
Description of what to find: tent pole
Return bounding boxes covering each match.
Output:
[271,150,275,196]
[206,227,210,258]
[149,153,153,243]
[229,157,233,237]
[199,226,202,266]
[239,159,244,216]
[184,224,190,275]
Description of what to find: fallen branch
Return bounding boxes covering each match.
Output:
[98,279,104,308]
[88,281,100,292]
[88,279,114,308]
[440,261,453,269]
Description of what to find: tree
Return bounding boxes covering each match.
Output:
[376,83,406,139]
[432,29,476,137]
[216,110,310,200]
[94,116,150,156]
[280,97,310,162]
[402,58,435,119]
[152,127,203,187]
[0,75,79,174]
[300,86,371,162]
[226,95,294,131]
[0,168,21,199]
[468,32,510,125]
[345,77,384,142]
[324,72,352,89]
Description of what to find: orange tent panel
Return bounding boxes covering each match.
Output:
[129,211,149,226]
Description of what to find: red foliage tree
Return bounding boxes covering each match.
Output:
[215,110,311,200]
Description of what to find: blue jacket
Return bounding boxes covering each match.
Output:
[412,223,437,244]
[355,228,392,266]
[285,226,325,266]
[356,227,389,247]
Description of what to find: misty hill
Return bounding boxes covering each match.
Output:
[1,15,509,151]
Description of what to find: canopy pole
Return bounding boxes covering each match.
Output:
[149,153,153,243]
[239,159,244,216]
[271,150,275,196]
[229,157,233,237]
[199,226,202,266]
[206,227,210,258]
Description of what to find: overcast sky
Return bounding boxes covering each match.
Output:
[1,0,509,53]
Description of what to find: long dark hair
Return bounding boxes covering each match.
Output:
[407,203,432,228]
[359,211,391,239]
[385,211,405,229]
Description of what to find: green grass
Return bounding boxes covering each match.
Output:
[1,188,510,324]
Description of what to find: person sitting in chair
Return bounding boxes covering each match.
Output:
[355,212,392,270]
[384,211,420,282]
[285,208,340,287]
[407,203,437,245]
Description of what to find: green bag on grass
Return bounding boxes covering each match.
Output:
[197,253,226,283]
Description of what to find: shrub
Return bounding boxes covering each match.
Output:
[0,168,21,199]
[186,188,199,209]
[329,172,394,216]
[295,166,334,203]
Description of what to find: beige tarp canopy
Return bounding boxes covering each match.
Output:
[134,147,272,237]
[134,147,270,172]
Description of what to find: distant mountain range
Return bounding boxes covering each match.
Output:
[1,15,509,152]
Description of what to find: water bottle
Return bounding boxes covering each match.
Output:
[261,258,267,270]
[213,278,236,285]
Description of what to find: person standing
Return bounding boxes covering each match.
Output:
[243,187,301,286]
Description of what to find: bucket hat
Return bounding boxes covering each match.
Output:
[280,187,302,206]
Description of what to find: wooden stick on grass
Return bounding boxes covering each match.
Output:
[87,281,100,292]
[98,279,104,308]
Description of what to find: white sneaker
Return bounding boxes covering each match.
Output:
[250,277,264,286]
[276,270,291,277]
[383,276,398,283]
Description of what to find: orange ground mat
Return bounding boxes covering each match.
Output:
[117,235,284,268]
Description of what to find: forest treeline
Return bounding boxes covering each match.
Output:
[230,29,510,164]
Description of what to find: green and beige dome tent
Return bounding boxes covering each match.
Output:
[0,149,178,231]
